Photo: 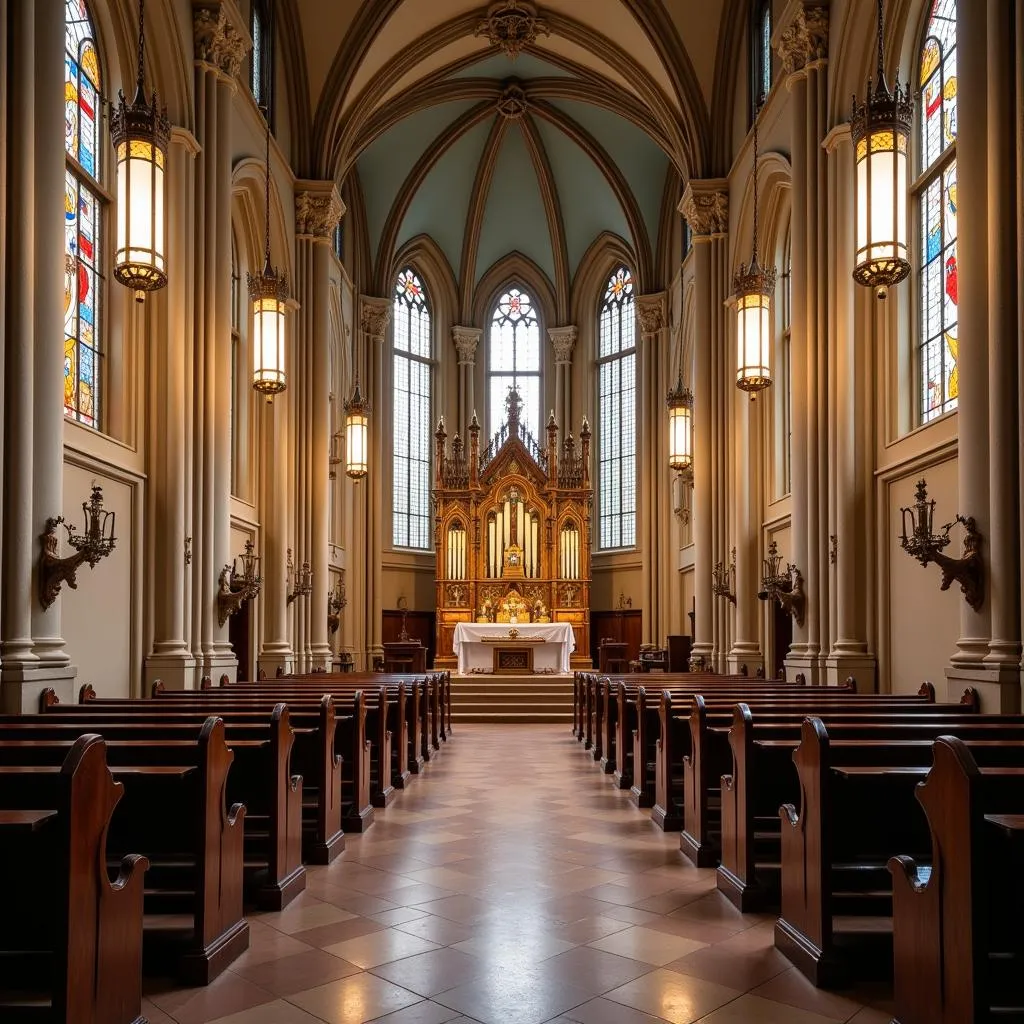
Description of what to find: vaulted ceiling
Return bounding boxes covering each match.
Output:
[292,0,730,301]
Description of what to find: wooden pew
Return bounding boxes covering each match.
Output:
[889,737,1024,1024]
[16,701,304,911]
[0,719,247,985]
[0,734,148,1024]
[774,716,1024,987]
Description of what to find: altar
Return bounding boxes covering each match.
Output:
[452,622,575,675]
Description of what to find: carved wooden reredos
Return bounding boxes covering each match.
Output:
[434,387,593,670]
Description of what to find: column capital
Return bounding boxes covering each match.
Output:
[822,121,852,154]
[547,325,578,363]
[678,179,729,236]
[635,293,667,339]
[295,180,345,240]
[359,295,392,342]
[192,1,251,80]
[451,325,482,364]
[170,126,202,158]
[772,2,830,79]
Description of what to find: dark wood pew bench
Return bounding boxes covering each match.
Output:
[774,717,1024,987]
[0,735,148,1024]
[0,722,247,986]
[889,737,1024,1024]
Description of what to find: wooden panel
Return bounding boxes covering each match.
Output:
[382,611,436,669]
[590,609,643,666]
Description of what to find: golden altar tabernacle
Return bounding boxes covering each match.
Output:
[433,387,592,669]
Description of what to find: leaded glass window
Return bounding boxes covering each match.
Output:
[751,0,772,114]
[392,269,432,550]
[598,268,636,550]
[488,288,541,440]
[64,0,104,428]
[251,0,273,117]
[916,0,958,423]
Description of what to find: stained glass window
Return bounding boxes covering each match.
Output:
[751,0,772,115]
[488,287,541,440]
[251,0,273,117]
[64,0,104,428]
[917,0,958,423]
[598,268,636,550]
[392,269,432,550]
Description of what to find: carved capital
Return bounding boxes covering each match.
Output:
[192,1,251,80]
[678,179,729,236]
[773,3,830,78]
[360,295,392,342]
[476,0,549,60]
[295,181,345,239]
[635,294,667,338]
[547,325,577,363]
[452,326,482,364]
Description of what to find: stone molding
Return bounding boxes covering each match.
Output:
[773,2,830,78]
[548,325,578,363]
[635,294,667,337]
[295,181,346,239]
[360,296,392,342]
[476,0,550,60]
[192,1,251,79]
[678,179,729,236]
[451,326,482,364]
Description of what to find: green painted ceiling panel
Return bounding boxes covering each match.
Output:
[532,116,631,279]
[448,52,575,81]
[356,99,479,266]
[395,117,495,281]
[548,98,669,251]
[474,123,555,287]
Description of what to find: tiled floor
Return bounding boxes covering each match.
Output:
[142,725,894,1024]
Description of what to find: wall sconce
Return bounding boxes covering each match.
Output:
[217,538,261,627]
[899,478,983,610]
[616,593,632,611]
[286,548,313,604]
[39,485,116,609]
[757,539,805,626]
[328,572,346,635]
[712,548,736,604]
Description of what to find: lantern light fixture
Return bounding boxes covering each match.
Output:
[733,96,775,394]
[110,0,169,302]
[249,106,288,399]
[851,0,913,298]
[344,364,370,480]
[666,373,694,476]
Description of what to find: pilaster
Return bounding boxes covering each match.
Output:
[548,325,577,435]
[452,325,481,436]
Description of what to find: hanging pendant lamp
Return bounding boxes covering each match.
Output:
[248,106,288,398]
[666,373,694,474]
[344,363,370,480]
[734,97,775,393]
[110,0,169,301]
[852,0,912,297]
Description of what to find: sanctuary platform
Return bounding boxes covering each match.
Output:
[449,672,574,724]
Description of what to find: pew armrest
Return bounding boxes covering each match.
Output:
[779,801,800,828]
[888,853,929,894]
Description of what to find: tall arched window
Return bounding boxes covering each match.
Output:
[64,0,105,428]
[916,0,958,423]
[751,0,772,113]
[251,0,274,118]
[598,267,636,550]
[488,287,541,439]
[392,268,432,550]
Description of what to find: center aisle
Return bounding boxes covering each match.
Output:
[143,725,890,1024]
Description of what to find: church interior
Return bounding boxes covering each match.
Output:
[0,0,1022,1021]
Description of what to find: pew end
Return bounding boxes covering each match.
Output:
[79,683,96,704]
[39,688,60,713]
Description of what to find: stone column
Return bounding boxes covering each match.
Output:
[775,2,830,683]
[823,123,875,690]
[548,325,577,435]
[361,296,391,663]
[679,181,729,668]
[296,182,345,672]
[452,326,481,436]
[145,129,200,691]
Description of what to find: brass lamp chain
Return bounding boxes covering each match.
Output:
[875,0,885,83]
[136,0,146,94]
[263,110,271,269]
[751,94,762,265]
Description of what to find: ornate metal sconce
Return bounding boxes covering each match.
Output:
[712,548,736,604]
[217,539,261,627]
[286,548,313,605]
[39,485,117,609]
[899,478,983,610]
[328,572,346,635]
[757,540,805,626]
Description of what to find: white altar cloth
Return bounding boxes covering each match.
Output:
[453,622,575,674]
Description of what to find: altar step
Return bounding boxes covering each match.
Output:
[450,674,574,723]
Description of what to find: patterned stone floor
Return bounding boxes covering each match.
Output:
[142,724,894,1024]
